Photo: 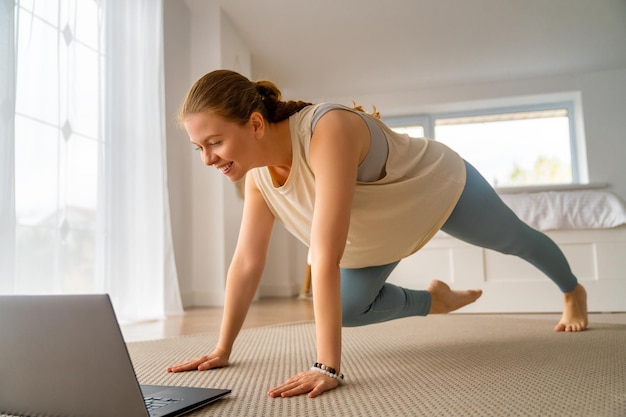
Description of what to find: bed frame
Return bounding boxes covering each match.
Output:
[388,225,626,313]
[296,189,626,312]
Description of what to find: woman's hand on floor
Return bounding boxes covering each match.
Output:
[166,348,229,373]
[268,370,341,398]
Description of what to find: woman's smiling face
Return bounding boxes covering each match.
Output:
[184,110,261,182]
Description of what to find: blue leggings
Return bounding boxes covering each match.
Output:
[340,161,578,327]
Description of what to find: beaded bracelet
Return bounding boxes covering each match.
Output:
[310,366,344,382]
[311,362,344,382]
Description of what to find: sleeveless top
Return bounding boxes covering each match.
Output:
[252,103,467,268]
[311,103,388,182]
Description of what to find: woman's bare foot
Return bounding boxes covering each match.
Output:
[427,280,483,314]
[554,284,588,332]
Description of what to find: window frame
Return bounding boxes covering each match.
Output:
[383,98,583,187]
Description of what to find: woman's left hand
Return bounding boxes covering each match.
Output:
[268,370,341,398]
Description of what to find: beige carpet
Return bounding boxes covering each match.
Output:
[127,315,626,417]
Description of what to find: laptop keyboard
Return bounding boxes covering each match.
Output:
[144,395,182,413]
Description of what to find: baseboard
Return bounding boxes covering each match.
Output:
[180,290,225,307]
[258,281,300,298]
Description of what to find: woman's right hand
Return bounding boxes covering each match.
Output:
[166,348,230,373]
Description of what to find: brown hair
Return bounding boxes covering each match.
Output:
[178,69,312,125]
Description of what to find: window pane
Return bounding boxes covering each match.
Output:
[66,135,98,228]
[67,0,100,49]
[15,9,60,125]
[61,229,96,292]
[23,0,60,26]
[15,225,59,293]
[435,110,572,187]
[15,116,59,227]
[14,0,103,297]
[70,44,100,136]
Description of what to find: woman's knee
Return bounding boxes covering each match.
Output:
[341,312,366,327]
[340,296,369,327]
[339,262,399,327]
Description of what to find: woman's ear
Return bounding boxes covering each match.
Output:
[250,112,265,138]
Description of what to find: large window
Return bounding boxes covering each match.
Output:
[4,0,183,321]
[385,101,581,188]
[13,0,102,293]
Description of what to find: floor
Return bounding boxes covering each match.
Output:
[120,297,626,343]
[121,297,315,342]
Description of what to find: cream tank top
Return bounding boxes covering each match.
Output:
[252,103,467,268]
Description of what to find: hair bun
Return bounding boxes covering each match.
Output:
[255,80,282,101]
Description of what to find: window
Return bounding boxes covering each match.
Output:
[385,101,581,188]
[13,0,103,293]
[5,0,182,321]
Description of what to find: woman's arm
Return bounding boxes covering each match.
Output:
[168,172,275,372]
[309,109,366,374]
[216,174,276,356]
[268,109,370,397]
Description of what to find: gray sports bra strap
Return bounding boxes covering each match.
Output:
[311,103,388,182]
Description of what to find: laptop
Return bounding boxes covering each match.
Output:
[0,294,231,417]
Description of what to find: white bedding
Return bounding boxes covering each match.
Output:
[499,189,626,231]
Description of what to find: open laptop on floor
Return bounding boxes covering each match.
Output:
[0,294,231,417]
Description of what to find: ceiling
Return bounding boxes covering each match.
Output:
[193,0,626,100]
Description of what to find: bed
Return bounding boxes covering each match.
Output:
[387,188,626,313]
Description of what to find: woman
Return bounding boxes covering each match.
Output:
[167,69,588,398]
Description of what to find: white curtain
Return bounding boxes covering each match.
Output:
[2,0,183,322]
[102,0,182,321]
[0,0,16,292]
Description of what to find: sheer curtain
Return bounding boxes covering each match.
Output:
[2,0,182,322]
[0,0,16,292]
[102,0,182,321]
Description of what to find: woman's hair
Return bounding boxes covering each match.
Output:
[178,69,312,125]
[179,69,382,125]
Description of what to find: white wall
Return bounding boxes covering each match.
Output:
[164,1,306,307]
[163,0,193,303]
[219,11,306,299]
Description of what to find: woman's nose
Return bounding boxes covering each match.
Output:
[201,149,218,166]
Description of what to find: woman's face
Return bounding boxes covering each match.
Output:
[184,110,261,182]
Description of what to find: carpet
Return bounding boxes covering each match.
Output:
[126,315,626,417]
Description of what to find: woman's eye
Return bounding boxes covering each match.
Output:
[194,146,202,151]
[209,141,221,147]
